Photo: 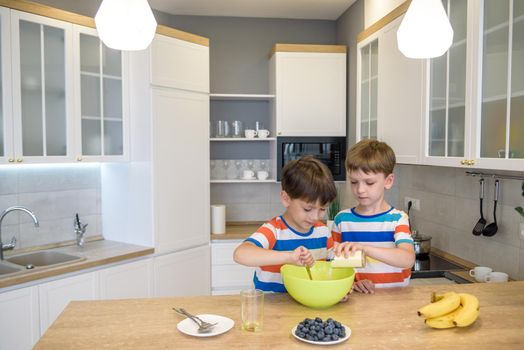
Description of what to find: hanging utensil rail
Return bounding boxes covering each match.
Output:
[465,171,524,181]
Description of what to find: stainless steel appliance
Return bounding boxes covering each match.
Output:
[411,254,471,284]
[277,137,346,181]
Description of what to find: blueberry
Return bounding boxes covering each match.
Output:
[332,334,339,341]
[325,327,333,335]
[323,335,332,342]
[298,332,306,339]
[304,318,312,323]
[326,318,333,323]
[306,334,313,341]
[310,330,317,336]
[313,336,319,341]
[317,331,325,339]
[334,321,341,328]
[333,328,340,335]
[315,317,323,323]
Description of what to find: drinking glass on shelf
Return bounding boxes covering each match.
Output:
[215,120,230,138]
[234,160,243,179]
[232,120,243,138]
[210,160,217,179]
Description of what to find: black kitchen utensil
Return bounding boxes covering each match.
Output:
[472,178,486,236]
[482,179,499,237]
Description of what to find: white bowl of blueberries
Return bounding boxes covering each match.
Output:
[292,317,351,345]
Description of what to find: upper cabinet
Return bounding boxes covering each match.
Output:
[73,25,128,161]
[150,32,209,93]
[357,14,423,164]
[424,0,524,171]
[9,10,74,164]
[269,44,347,137]
[0,4,128,165]
[360,0,524,171]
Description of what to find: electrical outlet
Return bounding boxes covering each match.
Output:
[520,223,524,240]
[404,197,421,211]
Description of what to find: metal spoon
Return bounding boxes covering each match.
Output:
[482,179,499,237]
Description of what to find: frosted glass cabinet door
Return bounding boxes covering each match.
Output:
[75,26,126,159]
[11,11,73,162]
[357,39,378,140]
[0,7,13,163]
[480,0,524,161]
[427,0,467,159]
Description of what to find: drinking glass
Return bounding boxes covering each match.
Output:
[241,289,264,332]
[232,120,243,138]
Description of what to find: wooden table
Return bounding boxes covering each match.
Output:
[34,281,524,349]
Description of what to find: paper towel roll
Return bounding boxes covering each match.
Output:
[211,205,226,234]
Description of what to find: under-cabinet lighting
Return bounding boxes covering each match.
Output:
[95,0,157,51]
[397,0,453,59]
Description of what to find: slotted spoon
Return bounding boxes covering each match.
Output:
[472,178,486,236]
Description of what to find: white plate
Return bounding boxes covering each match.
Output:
[241,176,256,180]
[177,314,235,337]
[291,324,351,346]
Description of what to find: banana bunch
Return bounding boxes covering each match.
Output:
[417,291,480,329]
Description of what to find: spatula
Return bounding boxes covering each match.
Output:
[472,178,486,236]
[305,266,313,280]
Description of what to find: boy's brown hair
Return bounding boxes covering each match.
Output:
[345,139,396,176]
[281,155,337,206]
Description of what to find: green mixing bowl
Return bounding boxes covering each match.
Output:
[281,261,355,309]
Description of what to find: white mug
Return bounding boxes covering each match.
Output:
[484,271,509,283]
[245,129,256,139]
[257,129,270,138]
[257,170,269,180]
[243,170,255,179]
[469,266,492,282]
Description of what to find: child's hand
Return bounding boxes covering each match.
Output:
[290,246,314,267]
[352,279,375,294]
[333,241,364,258]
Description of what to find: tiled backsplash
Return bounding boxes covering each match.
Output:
[393,164,524,280]
[0,164,101,251]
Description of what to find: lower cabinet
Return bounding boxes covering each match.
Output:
[153,245,211,297]
[0,287,39,350]
[38,271,99,335]
[99,259,153,300]
[211,241,254,295]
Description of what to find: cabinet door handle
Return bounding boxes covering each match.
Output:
[16,158,23,163]
[468,160,475,166]
[460,160,467,165]
[8,158,14,163]
[76,156,83,161]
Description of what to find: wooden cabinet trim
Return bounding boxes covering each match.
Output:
[269,43,347,58]
[0,0,209,46]
[357,0,411,43]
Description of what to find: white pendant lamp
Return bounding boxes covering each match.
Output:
[95,0,157,51]
[397,0,454,59]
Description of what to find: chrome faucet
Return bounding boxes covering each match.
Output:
[0,206,39,260]
[74,213,88,247]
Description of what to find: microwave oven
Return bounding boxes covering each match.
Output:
[277,137,347,181]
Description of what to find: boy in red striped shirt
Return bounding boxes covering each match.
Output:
[332,139,415,294]
[234,156,347,293]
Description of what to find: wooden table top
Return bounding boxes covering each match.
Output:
[34,281,524,349]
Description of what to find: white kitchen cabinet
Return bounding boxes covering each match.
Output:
[269,44,347,137]
[151,87,209,252]
[356,15,423,164]
[150,33,209,93]
[72,25,129,162]
[423,0,524,171]
[38,271,98,334]
[99,258,153,300]
[153,245,211,297]
[9,10,74,164]
[0,286,39,350]
[211,240,254,295]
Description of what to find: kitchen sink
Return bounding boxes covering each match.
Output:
[0,262,22,275]
[6,251,84,268]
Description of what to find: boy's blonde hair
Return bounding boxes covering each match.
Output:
[345,139,396,176]
[281,155,337,206]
